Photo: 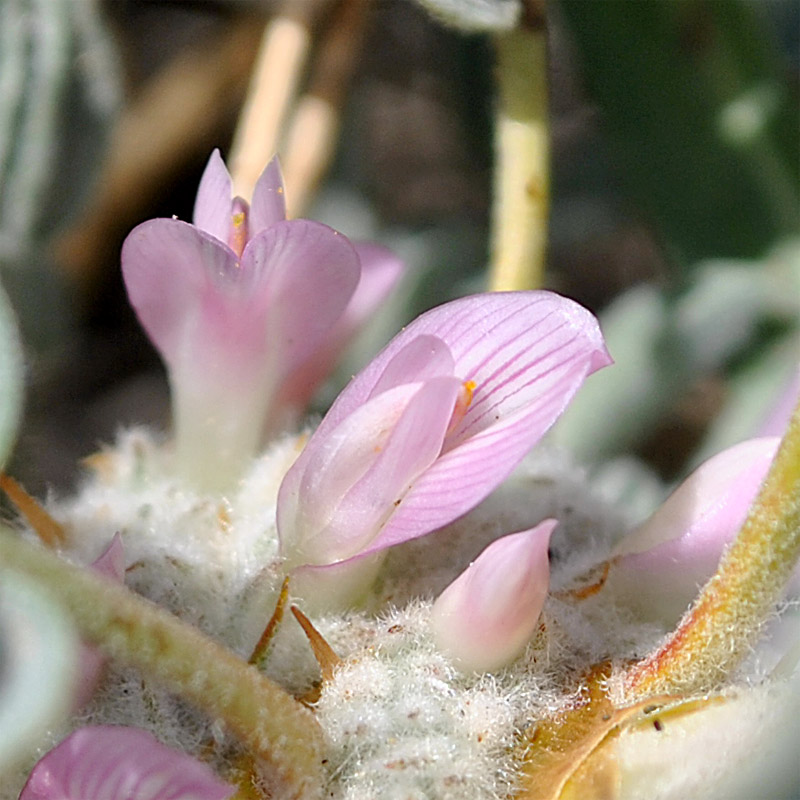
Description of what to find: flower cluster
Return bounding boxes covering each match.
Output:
[13,149,793,799]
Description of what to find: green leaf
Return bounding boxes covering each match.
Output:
[560,0,799,266]
[0,569,78,773]
[0,281,23,469]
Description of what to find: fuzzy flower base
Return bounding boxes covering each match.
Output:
[4,428,799,799]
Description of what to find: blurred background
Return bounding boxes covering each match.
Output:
[0,0,797,502]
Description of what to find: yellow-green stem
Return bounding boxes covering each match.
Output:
[0,528,325,798]
[626,402,800,697]
[488,23,549,291]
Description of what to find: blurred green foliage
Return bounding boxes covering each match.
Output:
[560,0,799,267]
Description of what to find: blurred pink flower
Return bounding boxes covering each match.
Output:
[431,520,555,673]
[20,726,234,800]
[122,150,400,489]
[610,437,784,624]
[277,291,609,602]
[272,240,405,432]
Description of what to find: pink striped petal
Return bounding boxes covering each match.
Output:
[20,726,235,800]
[317,291,610,447]
[611,438,780,624]
[249,155,287,232]
[431,520,555,673]
[363,293,610,553]
[192,149,233,242]
[277,291,608,569]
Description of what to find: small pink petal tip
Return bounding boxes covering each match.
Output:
[431,519,555,673]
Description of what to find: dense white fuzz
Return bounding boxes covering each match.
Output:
[2,428,796,798]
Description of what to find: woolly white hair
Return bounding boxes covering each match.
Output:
[3,428,797,799]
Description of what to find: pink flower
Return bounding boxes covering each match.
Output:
[277,291,609,600]
[431,520,555,673]
[609,437,784,624]
[272,240,405,432]
[122,150,397,489]
[20,726,235,800]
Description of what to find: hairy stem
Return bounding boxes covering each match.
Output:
[626,402,800,697]
[0,528,325,798]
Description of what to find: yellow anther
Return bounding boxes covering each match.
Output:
[447,379,477,436]
[229,209,248,259]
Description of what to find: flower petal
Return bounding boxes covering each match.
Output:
[20,726,235,800]
[361,292,610,552]
[121,218,238,368]
[369,335,455,397]
[192,149,232,242]
[348,242,406,328]
[89,532,125,583]
[614,438,780,558]
[316,291,610,446]
[273,242,406,415]
[241,219,360,372]
[249,155,287,232]
[431,520,554,673]
[312,376,462,564]
[278,335,455,551]
[610,437,780,624]
[279,374,461,566]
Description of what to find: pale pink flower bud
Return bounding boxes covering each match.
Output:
[610,437,782,624]
[431,520,555,673]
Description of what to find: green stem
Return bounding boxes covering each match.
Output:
[488,18,550,292]
[0,528,325,798]
[626,401,800,697]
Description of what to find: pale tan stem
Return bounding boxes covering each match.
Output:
[229,2,325,200]
[55,20,262,290]
[626,401,800,697]
[488,23,550,292]
[282,0,370,218]
[0,529,325,798]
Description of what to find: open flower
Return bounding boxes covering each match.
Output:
[277,291,609,603]
[431,520,555,673]
[122,150,366,490]
[20,726,235,800]
[608,437,785,624]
